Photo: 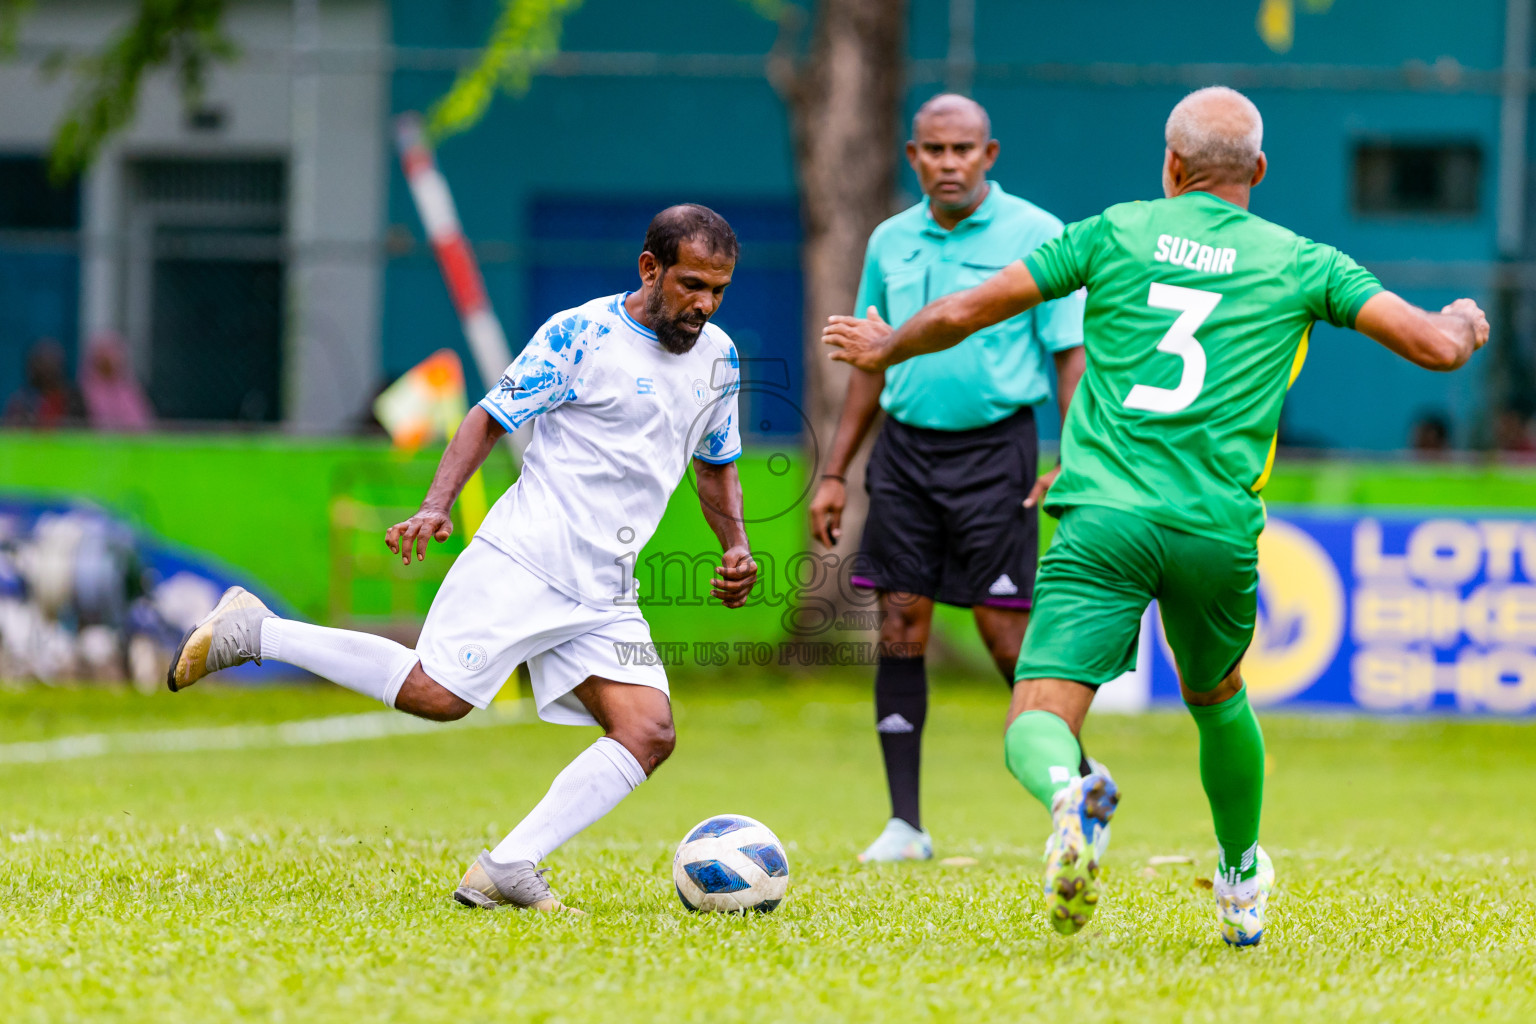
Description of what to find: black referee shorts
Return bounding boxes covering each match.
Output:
[852,407,1039,610]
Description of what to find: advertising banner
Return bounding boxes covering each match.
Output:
[1146,511,1536,713]
[0,496,301,685]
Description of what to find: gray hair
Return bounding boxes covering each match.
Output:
[1165,87,1263,183]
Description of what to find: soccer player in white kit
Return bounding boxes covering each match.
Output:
[166,205,758,913]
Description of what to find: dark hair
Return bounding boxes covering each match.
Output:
[642,204,739,272]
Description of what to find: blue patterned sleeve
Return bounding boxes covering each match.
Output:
[693,340,743,464]
[477,314,604,431]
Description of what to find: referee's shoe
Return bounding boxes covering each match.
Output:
[858,818,933,862]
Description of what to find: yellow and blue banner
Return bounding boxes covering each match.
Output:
[1149,511,1536,713]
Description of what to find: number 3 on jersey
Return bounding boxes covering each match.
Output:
[1123,283,1222,414]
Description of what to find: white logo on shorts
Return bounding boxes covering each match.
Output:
[989,574,1019,596]
[457,644,489,672]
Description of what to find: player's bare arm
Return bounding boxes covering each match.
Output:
[385,405,506,565]
[808,355,885,547]
[823,260,1044,372]
[1025,345,1086,509]
[1354,292,1490,371]
[693,458,757,608]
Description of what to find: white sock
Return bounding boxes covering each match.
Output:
[260,618,417,709]
[490,737,647,865]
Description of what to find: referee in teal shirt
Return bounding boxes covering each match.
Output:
[810,94,1087,863]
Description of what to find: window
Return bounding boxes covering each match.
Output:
[0,156,80,409]
[1353,142,1481,216]
[0,156,79,230]
[127,158,286,422]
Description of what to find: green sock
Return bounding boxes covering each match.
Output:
[1003,710,1083,811]
[1186,686,1265,883]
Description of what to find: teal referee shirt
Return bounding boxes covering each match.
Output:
[854,181,1085,431]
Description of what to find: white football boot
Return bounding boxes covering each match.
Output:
[1042,769,1119,935]
[857,818,933,863]
[454,851,583,915]
[1214,845,1275,946]
[167,586,274,691]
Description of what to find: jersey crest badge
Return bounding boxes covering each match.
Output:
[457,644,489,672]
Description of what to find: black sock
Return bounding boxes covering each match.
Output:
[874,655,927,830]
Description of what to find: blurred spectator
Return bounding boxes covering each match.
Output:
[1410,412,1451,456]
[1494,409,1536,458]
[80,331,154,431]
[4,338,85,427]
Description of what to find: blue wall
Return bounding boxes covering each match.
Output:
[0,247,80,412]
[385,0,1513,449]
[386,0,788,406]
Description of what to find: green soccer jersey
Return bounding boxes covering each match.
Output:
[1023,191,1382,547]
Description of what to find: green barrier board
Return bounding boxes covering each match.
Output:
[3,433,1533,649]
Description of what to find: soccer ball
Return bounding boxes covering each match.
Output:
[672,814,790,913]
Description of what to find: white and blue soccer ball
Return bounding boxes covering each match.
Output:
[672,814,790,913]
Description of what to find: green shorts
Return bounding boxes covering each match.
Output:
[1015,504,1258,692]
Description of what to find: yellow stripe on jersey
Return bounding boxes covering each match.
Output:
[1253,323,1313,493]
[1287,322,1311,387]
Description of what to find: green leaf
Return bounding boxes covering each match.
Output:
[737,0,788,19]
[48,0,236,181]
[423,0,787,144]
[0,0,34,53]
[426,0,585,144]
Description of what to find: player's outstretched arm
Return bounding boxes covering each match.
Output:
[693,458,758,608]
[385,405,506,565]
[822,261,1044,372]
[1354,292,1489,372]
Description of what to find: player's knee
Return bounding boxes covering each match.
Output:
[1182,665,1245,707]
[417,689,474,722]
[649,720,677,766]
[396,672,474,722]
[427,699,474,723]
[879,596,931,647]
[612,716,676,775]
[979,631,1018,672]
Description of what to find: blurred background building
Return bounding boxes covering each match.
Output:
[0,0,1530,449]
[3,0,1536,709]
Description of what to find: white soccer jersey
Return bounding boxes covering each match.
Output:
[475,293,742,608]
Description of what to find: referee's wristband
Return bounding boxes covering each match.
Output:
[820,473,846,483]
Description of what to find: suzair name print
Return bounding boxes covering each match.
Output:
[1153,234,1236,275]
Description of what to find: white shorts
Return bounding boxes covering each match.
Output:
[416,537,668,725]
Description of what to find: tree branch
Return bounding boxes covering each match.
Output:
[425,0,584,144]
[46,0,235,181]
[427,0,794,144]
[0,0,33,53]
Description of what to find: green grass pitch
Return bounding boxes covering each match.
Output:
[2,677,1535,1023]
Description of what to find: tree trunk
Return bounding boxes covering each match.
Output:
[775,0,906,635]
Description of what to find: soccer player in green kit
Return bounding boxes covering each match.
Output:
[823,86,1489,946]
